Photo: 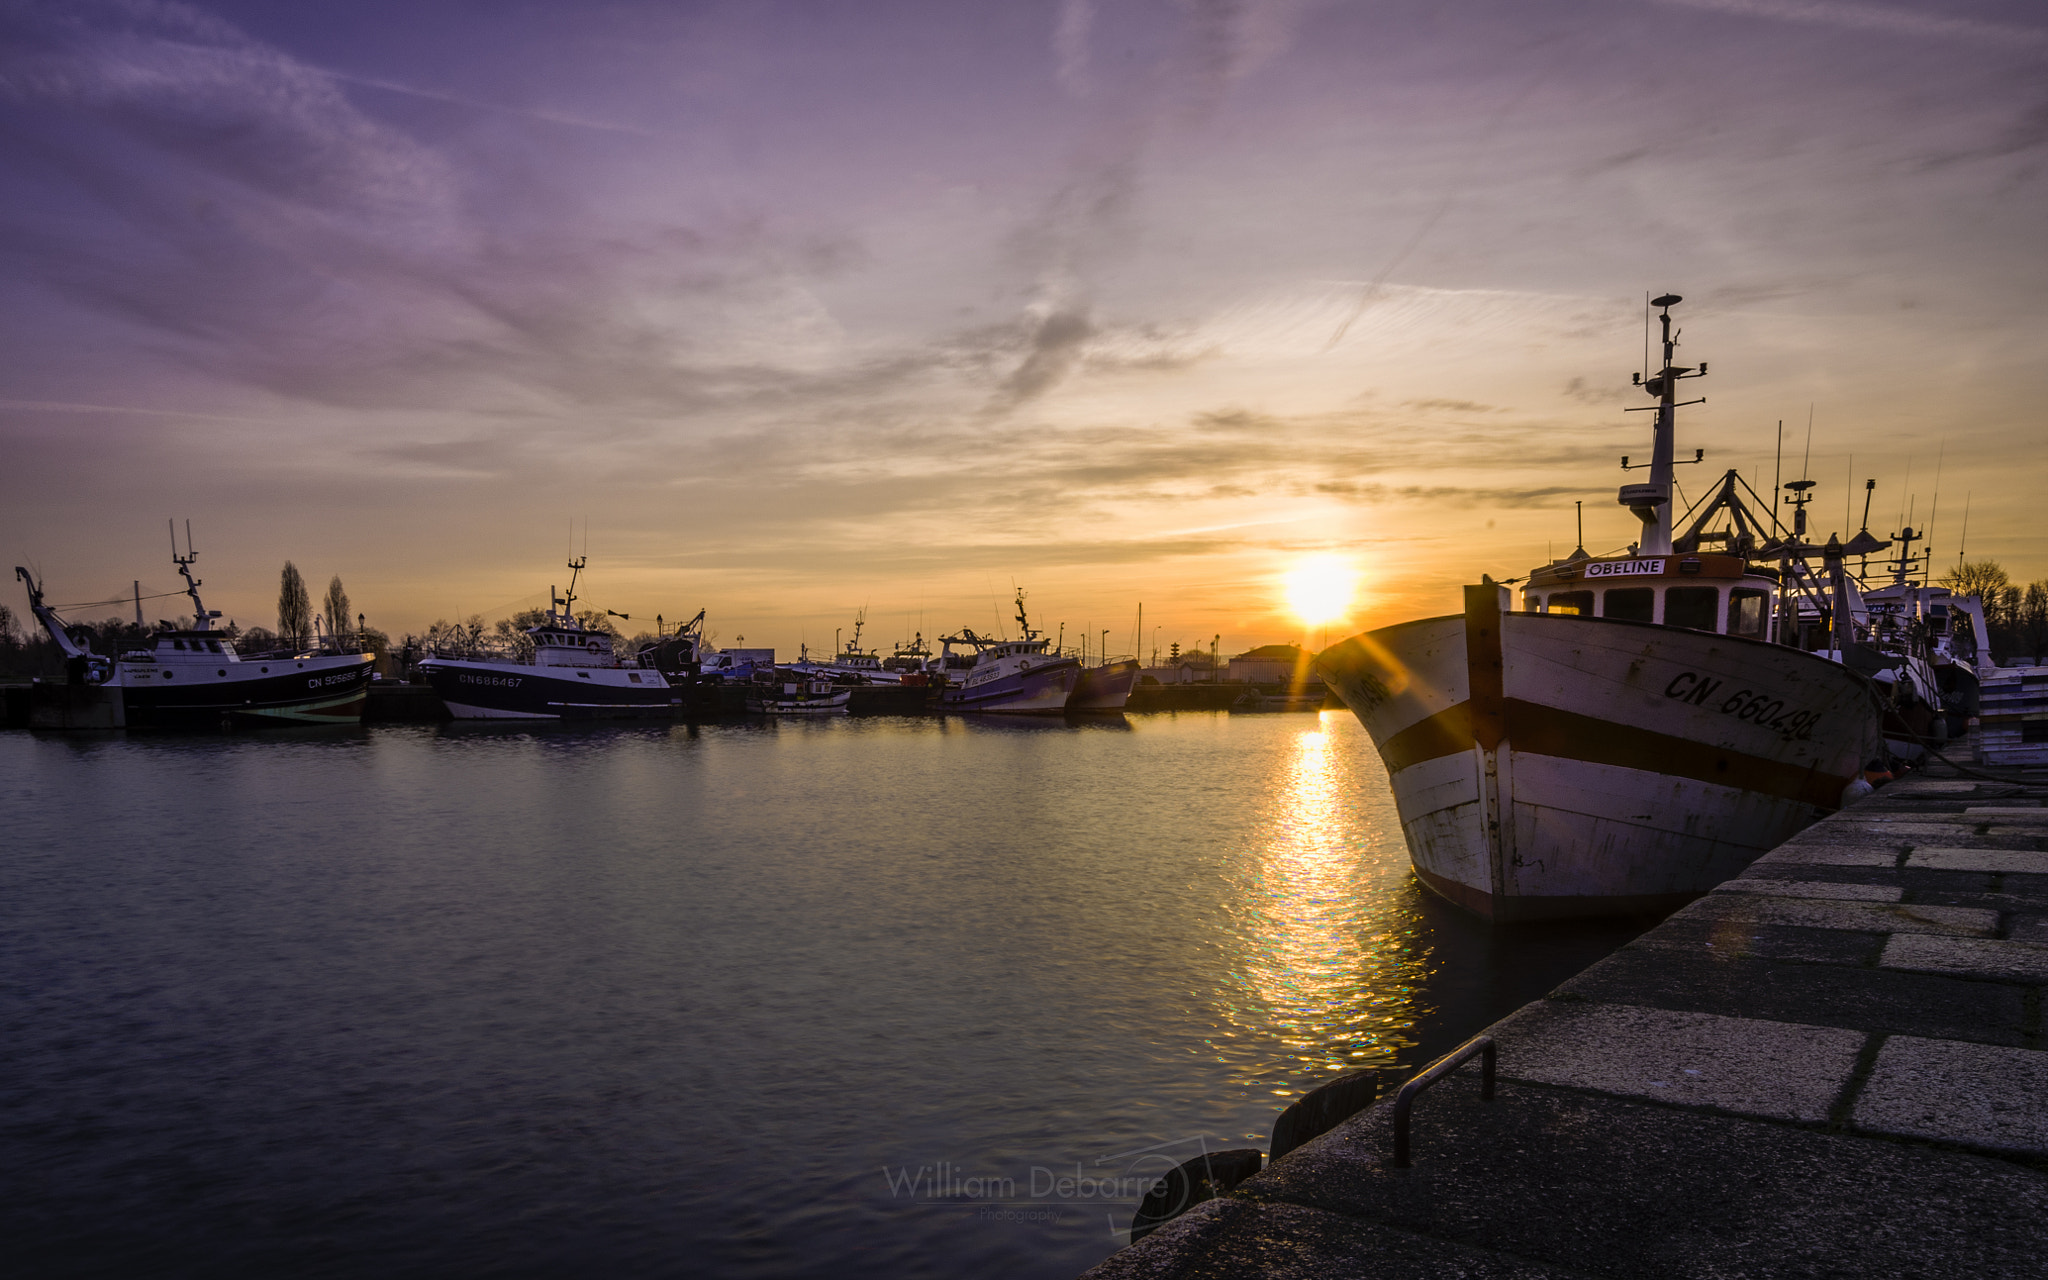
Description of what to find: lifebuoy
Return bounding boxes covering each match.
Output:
[586,640,601,653]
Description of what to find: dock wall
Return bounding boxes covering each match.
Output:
[1086,765,2048,1278]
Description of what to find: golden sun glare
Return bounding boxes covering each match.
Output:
[1282,555,1359,628]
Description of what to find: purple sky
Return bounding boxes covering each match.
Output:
[3,0,2044,653]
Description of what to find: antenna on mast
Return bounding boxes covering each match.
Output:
[1925,438,1944,566]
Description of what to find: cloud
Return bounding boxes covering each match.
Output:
[1053,0,1094,97]
[999,304,1096,403]
[1313,481,1588,509]
[0,0,454,218]
[1650,0,2048,50]
[1405,398,1499,414]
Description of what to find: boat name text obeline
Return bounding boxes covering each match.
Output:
[1584,558,1668,578]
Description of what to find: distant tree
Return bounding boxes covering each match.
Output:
[2023,582,2048,665]
[238,625,278,655]
[1940,560,2009,601]
[322,576,351,647]
[278,562,311,649]
[0,602,17,644]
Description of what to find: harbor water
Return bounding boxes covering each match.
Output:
[0,712,1646,1278]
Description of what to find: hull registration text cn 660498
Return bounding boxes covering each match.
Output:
[1664,670,1820,741]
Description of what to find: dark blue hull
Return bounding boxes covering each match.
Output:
[419,659,678,720]
[118,656,374,727]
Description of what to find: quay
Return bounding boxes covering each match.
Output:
[1087,763,2048,1278]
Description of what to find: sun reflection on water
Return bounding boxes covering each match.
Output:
[1211,715,1429,1099]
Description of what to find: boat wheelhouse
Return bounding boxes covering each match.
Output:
[1521,552,1777,638]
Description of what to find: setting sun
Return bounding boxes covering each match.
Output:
[1282,555,1360,628]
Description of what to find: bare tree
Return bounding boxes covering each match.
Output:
[278,562,311,649]
[1940,560,2009,602]
[2024,582,2048,665]
[323,576,352,648]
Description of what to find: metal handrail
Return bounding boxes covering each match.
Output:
[1391,1034,1495,1168]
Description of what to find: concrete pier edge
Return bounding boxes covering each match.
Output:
[1084,761,2048,1279]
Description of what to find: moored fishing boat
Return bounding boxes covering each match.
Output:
[1317,296,1881,921]
[15,526,374,728]
[1068,658,1140,711]
[937,591,1080,714]
[746,673,852,715]
[416,557,678,720]
[789,610,902,685]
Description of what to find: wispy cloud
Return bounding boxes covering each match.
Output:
[1652,0,2048,50]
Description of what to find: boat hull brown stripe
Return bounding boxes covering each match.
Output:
[1379,702,1472,772]
[1376,698,1851,809]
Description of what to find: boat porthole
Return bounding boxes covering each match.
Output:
[261,666,269,673]
[218,669,226,677]
[163,672,173,680]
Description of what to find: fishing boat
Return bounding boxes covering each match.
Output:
[1069,659,1140,711]
[789,610,902,685]
[746,673,852,715]
[937,591,1081,714]
[1316,295,1881,921]
[14,525,374,728]
[416,557,678,720]
[882,633,936,687]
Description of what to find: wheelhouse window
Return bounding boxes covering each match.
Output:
[1603,588,1654,622]
[1727,588,1770,638]
[1664,586,1719,632]
[1548,590,1594,616]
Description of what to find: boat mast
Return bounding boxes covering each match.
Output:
[170,519,218,632]
[555,555,586,623]
[1621,294,1706,556]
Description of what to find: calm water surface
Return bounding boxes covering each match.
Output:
[0,712,1645,1278]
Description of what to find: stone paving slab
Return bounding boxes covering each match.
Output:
[1676,893,1999,937]
[1711,879,1904,902]
[1749,841,1901,866]
[1854,1037,2048,1156]
[1631,919,1883,967]
[1908,847,2048,874]
[1881,934,2048,983]
[1827,816,1983,831]
[1490,1002,1861,1121]
[1554,948,2035,1046]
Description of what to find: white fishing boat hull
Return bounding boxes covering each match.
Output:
[1317,586,1880,921]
